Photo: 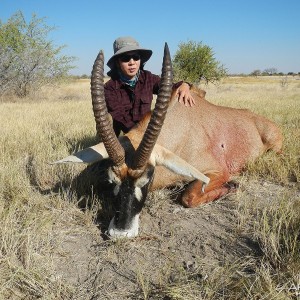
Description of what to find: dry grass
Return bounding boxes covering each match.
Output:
[0,76,299,299]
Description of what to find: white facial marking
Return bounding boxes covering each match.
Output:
[113,184,120,196]
[108,168,122,196]
[108,214,140,238]
[108,167,121,195]
[134,187,142,201]
[135,173,150,188]
[133,173,150,202]
[108,167,121,184]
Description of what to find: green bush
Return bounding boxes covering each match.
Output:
[173,40,227,85]
[0,11,76,97]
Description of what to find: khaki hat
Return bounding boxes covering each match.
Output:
[107,36,152,69]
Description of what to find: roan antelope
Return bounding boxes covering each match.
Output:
[53,43,283,238]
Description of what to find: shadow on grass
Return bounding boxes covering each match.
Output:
[71,159,116,239]
[25,147,116,239]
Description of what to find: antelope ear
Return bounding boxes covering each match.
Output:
[150,144,210,185]
[50,143,108,165]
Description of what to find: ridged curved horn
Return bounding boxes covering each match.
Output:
[133,43,173,170]
[91,51,125,167]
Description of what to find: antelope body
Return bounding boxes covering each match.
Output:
[53,44,283,238]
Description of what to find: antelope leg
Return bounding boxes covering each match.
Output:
[151,144,210,191]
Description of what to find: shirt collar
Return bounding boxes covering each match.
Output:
[114,70,145,89]
[118,70,140,88]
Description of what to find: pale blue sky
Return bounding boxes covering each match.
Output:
[1,0,299,75]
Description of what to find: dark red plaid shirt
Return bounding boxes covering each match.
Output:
[105,70,182,136]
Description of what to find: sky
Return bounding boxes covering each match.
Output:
[1,0,300,76]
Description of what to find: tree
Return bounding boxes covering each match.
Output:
[0,11,76,97]
[250,70,261,77]
[263,68,278,76]
[172,40,227,85]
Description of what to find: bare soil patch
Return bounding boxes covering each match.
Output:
[51,178,298,299]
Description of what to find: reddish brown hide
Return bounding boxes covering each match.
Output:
[127,87,283,207]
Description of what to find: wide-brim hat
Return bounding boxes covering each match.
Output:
[107,36,152,69]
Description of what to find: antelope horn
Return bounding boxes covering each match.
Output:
[91,51,125,168]
[133,43,173,170]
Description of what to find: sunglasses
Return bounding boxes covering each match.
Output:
[119,53,141,63]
